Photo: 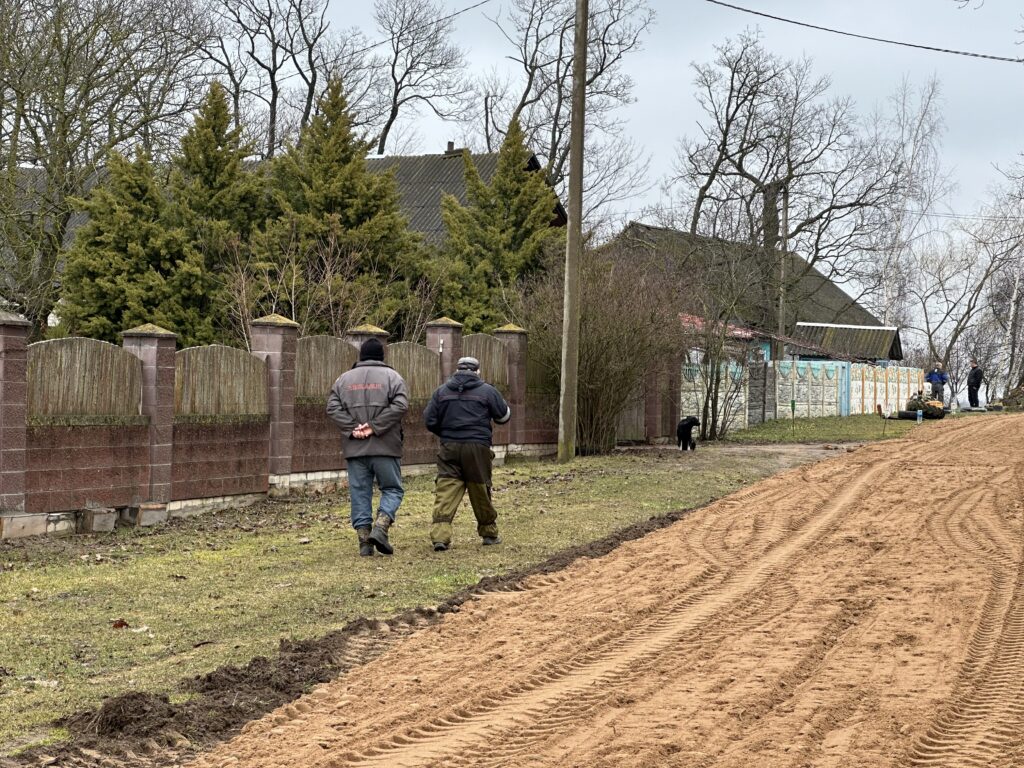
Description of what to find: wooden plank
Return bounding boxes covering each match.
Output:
[27,338,142,418]
[462,333,509,392]
[295,336,358,401]
[387,342,441,402]
[175,345,268,416]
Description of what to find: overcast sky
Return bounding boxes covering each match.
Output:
[333,0,1024,221]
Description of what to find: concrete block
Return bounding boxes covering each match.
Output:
[46,512,77,536]
[0,513,48,539]
[121,502,169,527]
[78,508,118,534]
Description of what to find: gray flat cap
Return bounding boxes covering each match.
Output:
[456,356,480,371]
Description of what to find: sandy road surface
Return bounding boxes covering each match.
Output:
[190,416,1024,768]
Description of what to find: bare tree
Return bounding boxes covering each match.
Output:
[206,0,336,158]
[904,225,1013,400]
[0,0,210,337]
[522,242,685,453]
[674,33,905,350]
[466,0,654,222]
[371,0,469,155]
[857,77,953,327]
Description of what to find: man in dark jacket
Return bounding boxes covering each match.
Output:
[326,338,409,556]
[423,356,511,551]
[967,359,984,408]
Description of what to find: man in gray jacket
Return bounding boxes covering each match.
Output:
[327,338,409,556]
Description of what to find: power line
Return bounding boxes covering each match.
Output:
[346,0,495,58]
[611,199,1024,224]
[705,0,1024,64]
[271,0,495,88]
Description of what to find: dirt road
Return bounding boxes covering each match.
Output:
[190,416,1024,768]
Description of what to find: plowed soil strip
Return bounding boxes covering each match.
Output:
[190,416,1024,768]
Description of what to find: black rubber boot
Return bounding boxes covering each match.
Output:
[356,527,374,557]
[368,512,394,555]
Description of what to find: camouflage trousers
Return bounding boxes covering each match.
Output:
[430,442,498,544]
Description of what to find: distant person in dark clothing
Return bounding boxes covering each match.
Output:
[967,359,984,408]
[925,363,949,402]
[424,356,511,551]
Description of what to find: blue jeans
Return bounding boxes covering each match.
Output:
[346,456,404,530]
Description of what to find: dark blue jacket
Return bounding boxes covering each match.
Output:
[424,372,511,445]
[925,368,949,385]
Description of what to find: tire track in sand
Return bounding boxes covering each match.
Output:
[908,461,1024,767]
[336,459,891,767]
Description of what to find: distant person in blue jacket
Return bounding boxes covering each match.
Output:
[925,363,949,401]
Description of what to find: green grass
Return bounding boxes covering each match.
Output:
[0,447,814,752]
[725,413,918,444]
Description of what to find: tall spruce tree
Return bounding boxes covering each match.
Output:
[262,78,416,335]
[167,83,266,343]
[170,82,265,252]
[439,118,562,331]
[59,150,216,345]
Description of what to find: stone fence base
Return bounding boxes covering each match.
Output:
[0,443,558,540]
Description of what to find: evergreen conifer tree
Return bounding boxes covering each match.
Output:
[170,82,265,251]
[440,118,562,331]
[262,78,417,335]
[59,150,216,346]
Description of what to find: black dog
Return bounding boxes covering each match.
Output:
[677,416,700,451]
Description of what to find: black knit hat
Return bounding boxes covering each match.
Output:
[359,338,385,362]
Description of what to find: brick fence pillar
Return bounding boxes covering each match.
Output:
[346,324,389,356]
[644,368,665,444]
[666,355,681,435]
[0,312,30,531]
[426,317,463,378]
[495,324,527,446]
[122,324,177,507]
[251,314,299,494]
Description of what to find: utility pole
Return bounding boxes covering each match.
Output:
[557,0,588,463]
[774,183,789,361]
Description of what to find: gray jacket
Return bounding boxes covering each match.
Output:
[326,361,409,459]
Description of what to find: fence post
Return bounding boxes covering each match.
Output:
[251,315,299,496]
[346,324,389,356]
[644,368,664,444]
[121,324,177,511]
[495,324,527,446]
[425,317,463,379]
[0,312,30,536]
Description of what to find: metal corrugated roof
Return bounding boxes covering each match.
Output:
[791,322,903,361]
[366,152,500,245]
[366,151,567,245]
[615,223,883,329]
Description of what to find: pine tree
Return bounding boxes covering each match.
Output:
[261,78,417,335]
[440,118,562,331]
[170,82,265,251]
[59,150,217,346]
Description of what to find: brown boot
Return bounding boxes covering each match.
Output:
[368,512,394,555]
[356,527,374,557]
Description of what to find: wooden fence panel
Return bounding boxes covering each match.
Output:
[462,333,509,392]
[175,345,268,417]
[295,336,358,401]
[387,342,441,401]
[27,338,142,420]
